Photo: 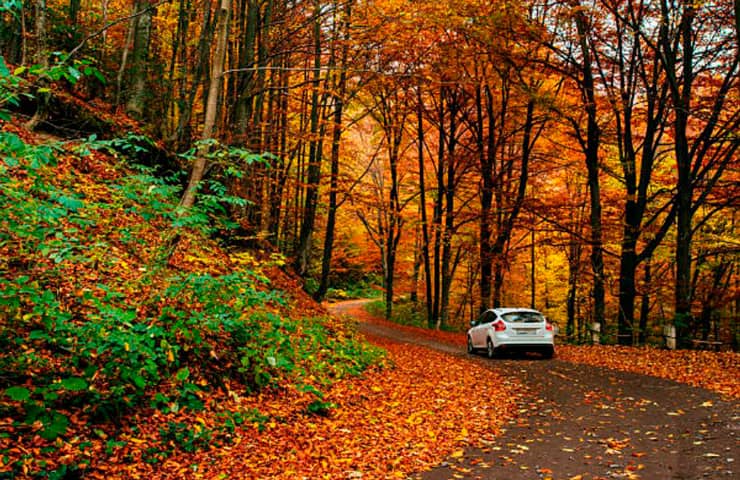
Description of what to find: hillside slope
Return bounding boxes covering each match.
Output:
[0,123,381,478]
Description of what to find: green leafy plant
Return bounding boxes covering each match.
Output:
[0,52,104,121]
[160,421,212,454]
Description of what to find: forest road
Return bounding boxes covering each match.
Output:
[328,300,739,480]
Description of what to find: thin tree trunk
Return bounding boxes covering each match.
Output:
[25,0,48,131]
[295,1,325,276]
[179,0,230,210]
[432,90,445,326]
[417,85,433,326]
[315,0,351,301]
[172,0,212,150]
[662,0,695,346]
[234,0,259,142]
[439,93,458,330]
[268,55,290,241]
[68,0,80,26]
[638,260,652,345]
[567,234,581,340]
[115,4,136,107]
[164,0,189,138]
[478,84,494,313]
[573,3,605,331]
[530,225,536,309]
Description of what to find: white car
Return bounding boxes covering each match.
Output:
[467,308,555,359]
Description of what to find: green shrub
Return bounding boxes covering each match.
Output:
[364,299,427,328]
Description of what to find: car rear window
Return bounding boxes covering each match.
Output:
[501,312,544,323]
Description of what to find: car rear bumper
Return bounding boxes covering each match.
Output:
[492,332,554,346]
[494,342,554,351]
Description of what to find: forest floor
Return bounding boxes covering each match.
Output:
[329,300,740,480]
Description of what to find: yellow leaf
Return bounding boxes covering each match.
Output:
[451,450,464,458]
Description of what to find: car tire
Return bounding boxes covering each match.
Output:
[542,346,554,359]
[486,338,496,359]
[467,336,475,354]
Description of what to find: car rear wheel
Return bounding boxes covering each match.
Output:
[467,336,475,354]
[486,338,496,359]
[542,346,554,359]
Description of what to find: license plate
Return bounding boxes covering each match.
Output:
[515,329,535,335]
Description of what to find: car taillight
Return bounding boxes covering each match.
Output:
[493,320,506,332]
[546,322,553,331]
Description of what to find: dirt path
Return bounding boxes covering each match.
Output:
[329,300,739,480]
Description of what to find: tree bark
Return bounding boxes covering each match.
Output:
[477,84,494,313]
[315,0,352,301]
[295,0,325,276]
[431,88,445,326]
[417,85,433,325]
[179,0,230,210]
[638,260,652,345]
[25,0,48,131]
[572,3,605,331]
[68,0,81,26]
[125,0,154,119]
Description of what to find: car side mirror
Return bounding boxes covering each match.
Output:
[470,320,478,327]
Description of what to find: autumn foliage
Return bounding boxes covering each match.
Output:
[1,0,739,477]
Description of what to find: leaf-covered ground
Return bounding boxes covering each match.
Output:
[112,334,520,479]
[354,315,740,400]
[2,327,522,479]
[556,345,740,398]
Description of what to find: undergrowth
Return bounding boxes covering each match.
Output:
[0,129,383,477]
[366,299,428,328]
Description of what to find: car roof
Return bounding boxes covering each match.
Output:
[488,307,542,315]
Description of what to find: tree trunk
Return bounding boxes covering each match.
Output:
[315,0,351,301]
[234,0,259,142]
[417,85,433,326]
[172,0,212,150]
[431,90,445,326]
[573,3,605,331]
[179,0,230,210]
[268,56,290,241]
[530,225,536,309]
[68,0,81,26]
[477,85,494,313]
[439,93,458,330]
[566,233,582,340]
[125,0,154,119]
[295,1,325,276]
[617,233,638,345]
[25,0,48,131]
[385,95,405,320]
[638,260,652,345]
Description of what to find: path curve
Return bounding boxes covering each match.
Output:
[328,300,739,480]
